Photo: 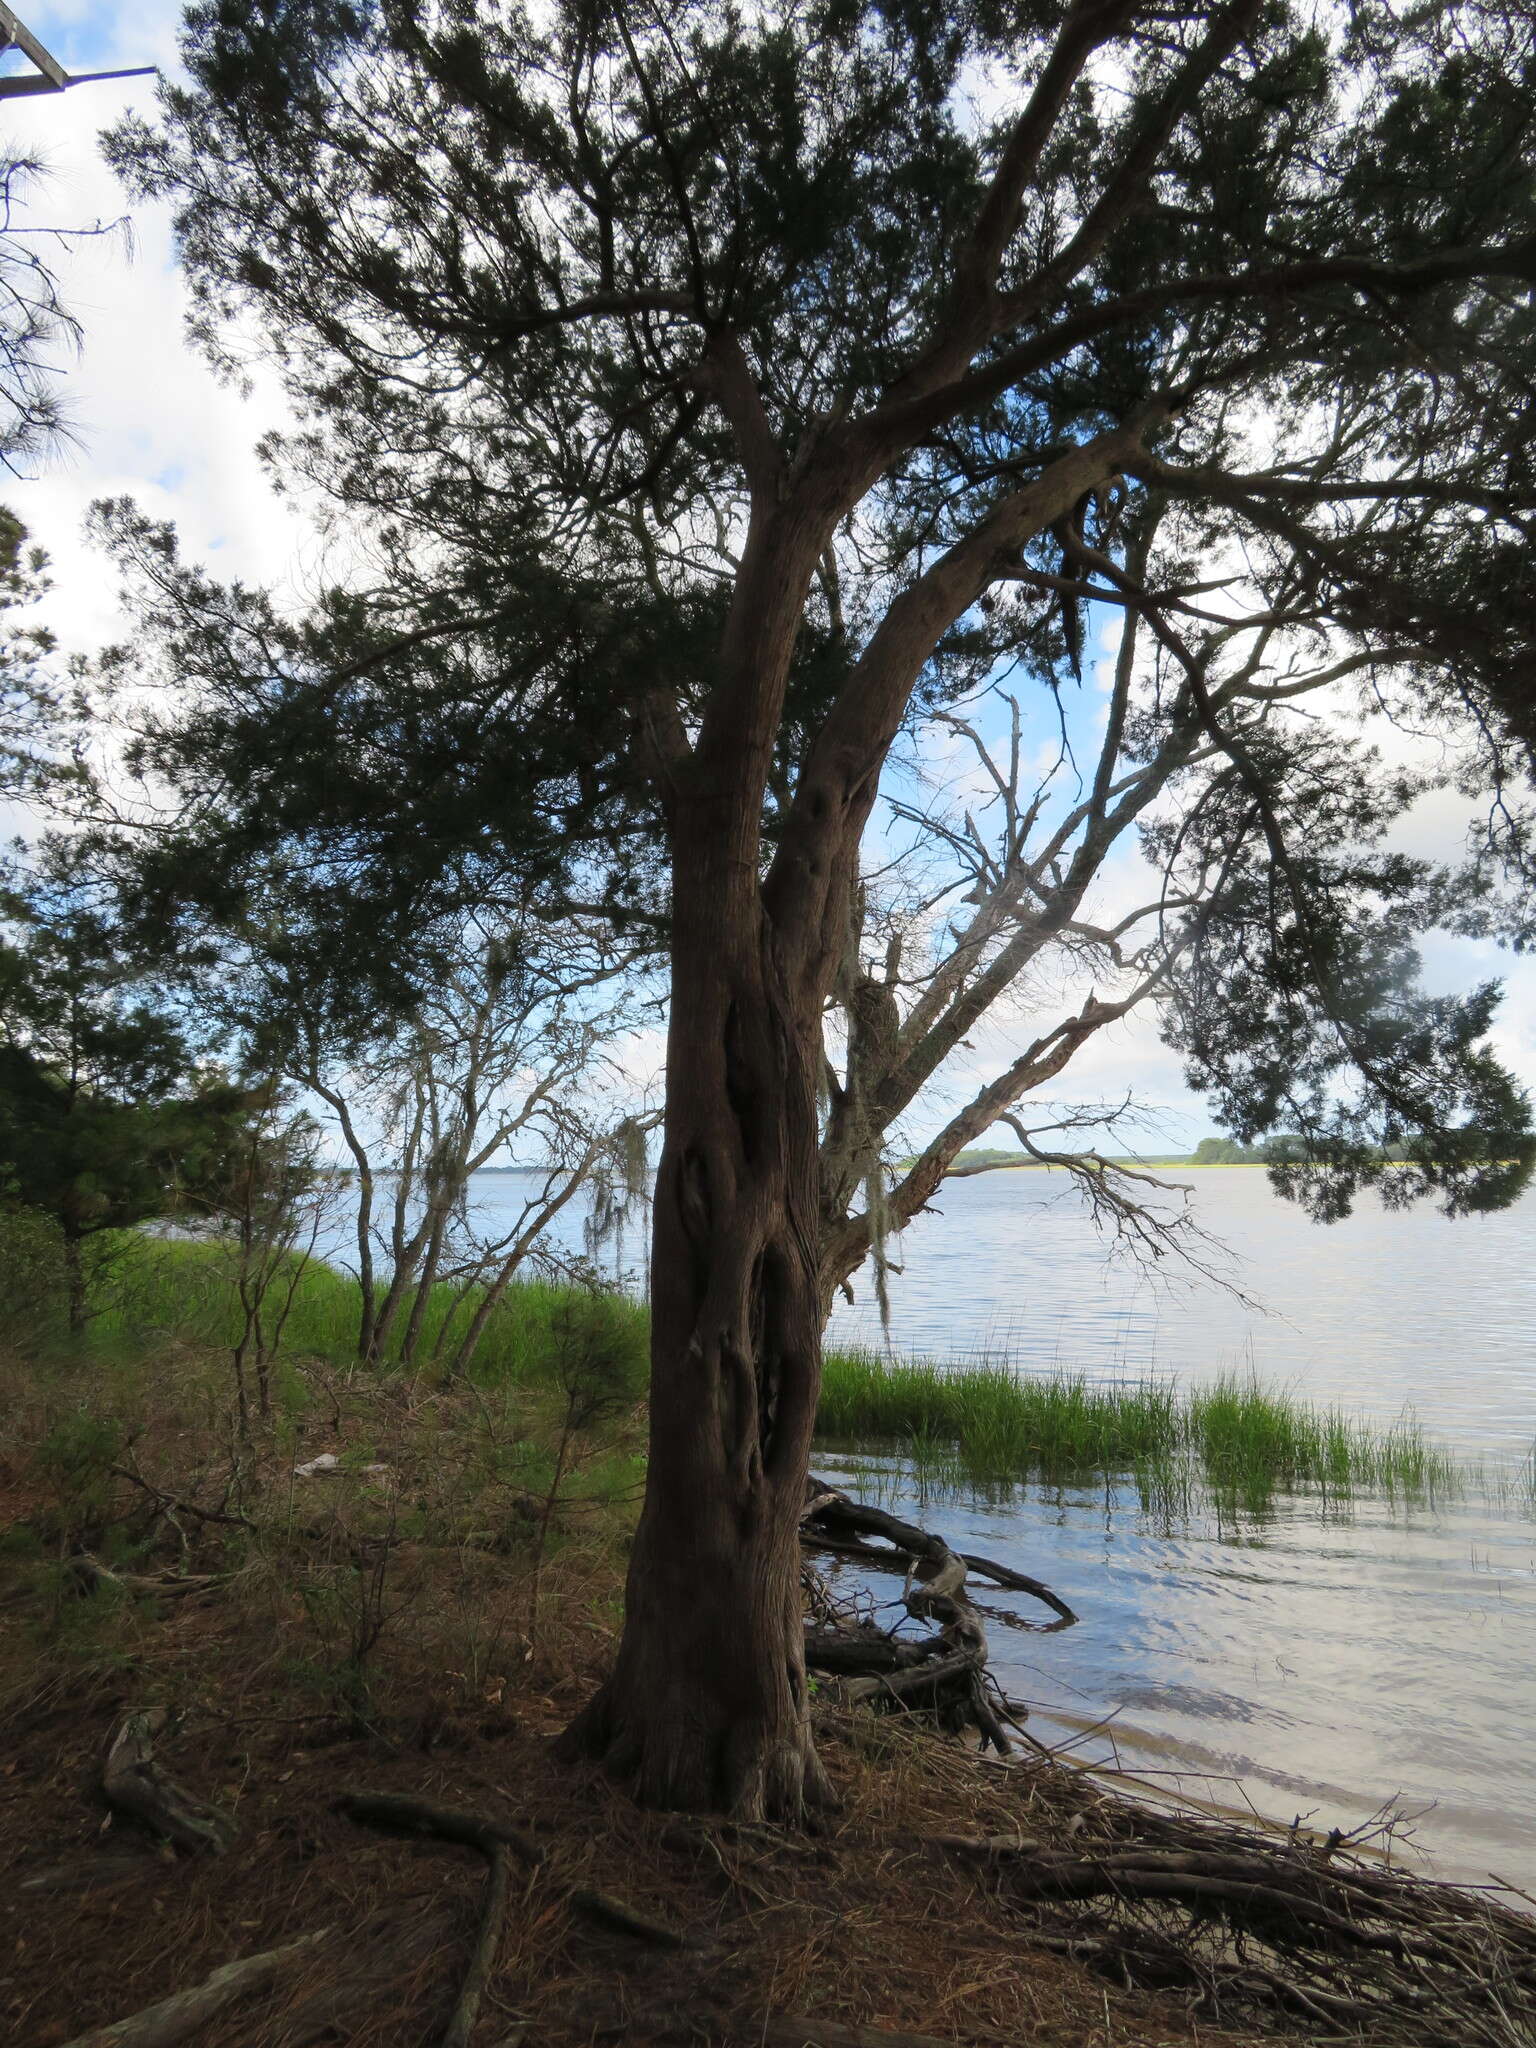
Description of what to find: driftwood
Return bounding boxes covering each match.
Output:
[57,1927,334,2048]
[804,1628,934,1677]
[801,1483,1076,1625]
[799,1480,1052,1755]
[928,1795,1536,2048]
[101,1709,237,1856]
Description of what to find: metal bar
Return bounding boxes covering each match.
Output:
[0,3,68,88]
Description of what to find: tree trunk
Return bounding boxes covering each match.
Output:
[562,795,835,1819]
[63,1226,87,1337]
[398,1192,452,1368]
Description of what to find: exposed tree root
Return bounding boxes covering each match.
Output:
[338,1793,532,2048]
[101,1709,237,1856]
[799,1477,1074,1756]
[441,1843,512,2048]
[334,1789,544,1868]
[57,1926,334,2048]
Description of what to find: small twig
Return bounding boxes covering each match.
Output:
[109,1462,255,1530]
[569,1887,689,1947]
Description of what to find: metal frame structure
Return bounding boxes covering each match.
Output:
[0,5,153,99]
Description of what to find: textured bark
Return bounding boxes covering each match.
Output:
[564,505,842,1813]
[101,1708,238,1856]
[561,849,834,1814]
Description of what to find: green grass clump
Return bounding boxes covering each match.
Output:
[819,1348,1182,1475]
[818,1347,1470,1508]
[1188,1376,1461,1505]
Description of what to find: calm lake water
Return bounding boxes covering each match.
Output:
[408,1165,1536,1892]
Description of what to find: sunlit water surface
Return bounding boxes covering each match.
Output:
[428,1167,1536,1890]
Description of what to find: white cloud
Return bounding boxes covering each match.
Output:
[6,8,309,658]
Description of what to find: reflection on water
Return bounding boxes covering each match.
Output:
[374,1164,1536,1892]
[814,1447,1536,1895]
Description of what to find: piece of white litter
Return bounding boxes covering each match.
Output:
[293,1453,391,1478]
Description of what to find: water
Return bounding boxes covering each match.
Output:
[825,1165,1536,1457]
[360,1164,1536,1891]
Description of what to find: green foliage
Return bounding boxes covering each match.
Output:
[29,1407,125,1545]
[0,1199,65,1348]
[548,1290,649,1422]
[1192,1137,1266,1165]
[0,842,259,1325]
[0,507,64,798]
[92,0,1536,1249]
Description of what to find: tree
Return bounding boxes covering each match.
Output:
[186,1079,337,1431]
[104,0,1536,1815]
[812,486,1536,1312]
[0,506,68,800]
[236,905,655,1376]
[0,843,245,1329]
[0,146,134,475]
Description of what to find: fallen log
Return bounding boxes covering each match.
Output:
[57,1927,333,2048]
[101,1709,237,1857]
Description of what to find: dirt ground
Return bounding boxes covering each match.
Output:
[3,1352,1529,2048]
[0,1642,1279,2048]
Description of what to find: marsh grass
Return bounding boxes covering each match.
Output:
[817,1347,1471,1508]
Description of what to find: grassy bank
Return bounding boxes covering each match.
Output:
[42,1231,1501,1512]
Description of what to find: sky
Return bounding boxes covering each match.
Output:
[5,1,1536,1158]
